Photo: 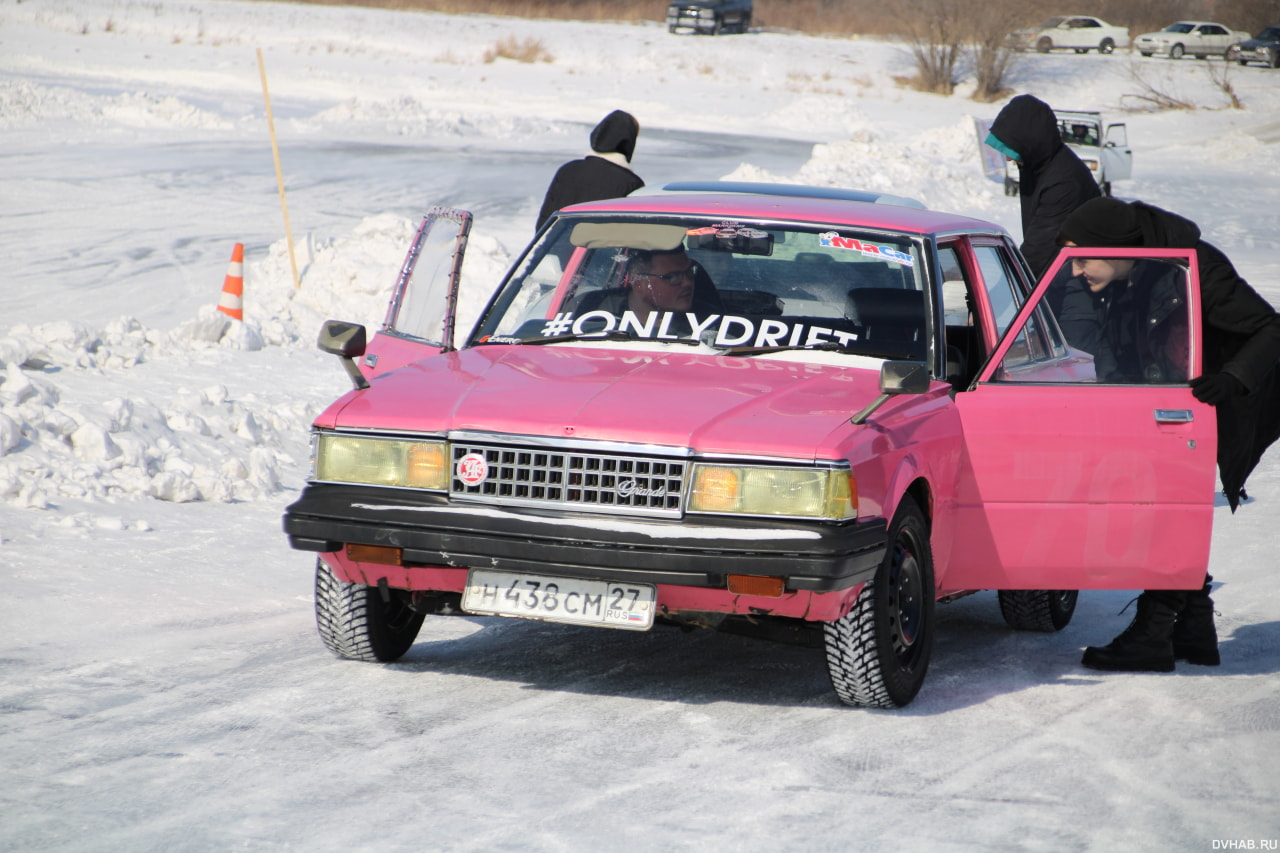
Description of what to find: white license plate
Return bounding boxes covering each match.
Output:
[463,570,655,631]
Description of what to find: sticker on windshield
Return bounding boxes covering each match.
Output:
[818,232,914,266]
[540,311,860,349]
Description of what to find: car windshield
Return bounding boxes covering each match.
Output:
[470,214,928,360]
[1259,27,1280,39]
[1164,23,1195,33]
[1041,17,1066,27]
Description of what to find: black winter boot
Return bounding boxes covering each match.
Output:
[1172,574,1220,666]
[1081,591,1186,672]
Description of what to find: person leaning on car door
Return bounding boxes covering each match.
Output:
[985,94,1100,278]
[1056,196,1280,674]
[535,109,645,231]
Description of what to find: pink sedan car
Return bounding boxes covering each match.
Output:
[283,183,1217,708]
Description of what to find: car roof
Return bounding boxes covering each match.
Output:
[557,186,1008,239]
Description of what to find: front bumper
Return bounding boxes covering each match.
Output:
[668,13,717,32]
[284,483,887,593]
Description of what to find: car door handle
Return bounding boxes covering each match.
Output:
[1155,409,1194,424]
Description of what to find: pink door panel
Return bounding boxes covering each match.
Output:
[941,247,1217,593]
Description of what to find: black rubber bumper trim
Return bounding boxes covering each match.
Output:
[282,484,887,592]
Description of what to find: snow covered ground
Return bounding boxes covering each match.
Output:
[2,1,1279,849]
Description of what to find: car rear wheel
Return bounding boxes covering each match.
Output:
[1170,43,1185,59]
[998,590,1078,632]
[1270,49,1280,69]
[314,558,426,662]
[1037,37,1052,53]
[1140,51,1153,58]
[1099,38,1115,54]
[824,494,935,708]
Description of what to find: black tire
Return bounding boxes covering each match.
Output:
[738,13,751,33]
[1139,52,1153,58]
[1170,43,1185,60]
[1271,49,1280,69]
[998,590,1078,632]
[1099,38,1115,54]
[1037,37,1052,54]
[314,558,426,662]
[824,494,935,708]
[710,17,722,36]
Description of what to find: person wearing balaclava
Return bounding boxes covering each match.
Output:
[986,94,1100,278]
[1058,196,1280,674]
[536,110,644,231]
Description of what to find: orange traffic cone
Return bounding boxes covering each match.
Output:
[217,243,244,321]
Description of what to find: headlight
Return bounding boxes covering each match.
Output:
[688,464,856,519]
[1082,159,1098,171]
[314,433,448,490]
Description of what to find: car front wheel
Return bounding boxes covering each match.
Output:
[1170,43,1185,59]
[824,494,935,708]
[314,558,426,662]
[1099,38,1115,54]
[1037,37,1053,53]
[1271,48,1280,69]
[998,590,1078,632]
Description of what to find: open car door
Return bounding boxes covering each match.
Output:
[361,207,471,379]
[942,247,1217,593]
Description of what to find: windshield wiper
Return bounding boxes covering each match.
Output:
[718,341,910,358]
[517,330,699,347]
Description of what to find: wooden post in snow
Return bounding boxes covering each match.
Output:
[257,48,301,290]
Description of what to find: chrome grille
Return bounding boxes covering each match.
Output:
[450,441,687,517]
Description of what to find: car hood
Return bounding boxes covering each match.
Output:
[320,344,886,459]
[1241,36,1279,47]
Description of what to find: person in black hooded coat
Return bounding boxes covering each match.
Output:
[1057,197,1280,674]
[986,94,1101,278]
[536,110,645,231]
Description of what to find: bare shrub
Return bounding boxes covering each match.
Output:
[890,0,964,95]
[1119,59,1195,111]
[483,35,553,64]
[1206,60,1242,110]
[964,0,1022,102]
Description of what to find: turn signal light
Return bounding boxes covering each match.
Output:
[727,574,786,597]
[346,543,403,566]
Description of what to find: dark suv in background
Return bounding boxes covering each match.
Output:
[667,0,752,35]
[1229,26,1280,68]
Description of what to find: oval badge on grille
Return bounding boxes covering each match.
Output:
[456,452,489,487]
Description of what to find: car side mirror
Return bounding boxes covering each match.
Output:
[851,360,930,424]
[318,320,371,390]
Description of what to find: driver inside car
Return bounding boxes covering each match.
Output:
[572,245,723,325]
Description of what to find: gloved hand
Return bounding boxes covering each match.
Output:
[1190,372,1245,405]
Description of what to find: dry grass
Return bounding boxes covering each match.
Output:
[483,35,554,63]
[250,0,912,37]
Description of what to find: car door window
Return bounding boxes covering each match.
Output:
[974,245,1021,336]
[990,255,1191,385]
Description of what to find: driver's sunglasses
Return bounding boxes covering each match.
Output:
[639,263,698,286]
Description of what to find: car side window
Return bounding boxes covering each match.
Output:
[974,245,1021,337]
[992,257,1191,385]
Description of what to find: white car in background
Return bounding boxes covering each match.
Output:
[1007,16,1130,54]
[1135,21,1251,59]
[1003,110,1132,197]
